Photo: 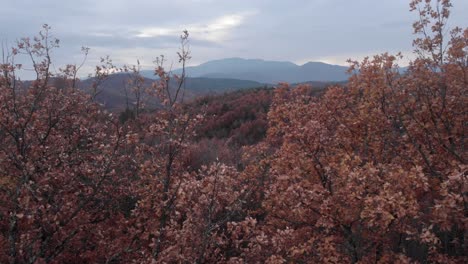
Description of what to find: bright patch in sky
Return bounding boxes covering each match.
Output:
[136,12,255,43]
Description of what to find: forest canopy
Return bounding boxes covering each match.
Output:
[0,0,466,263]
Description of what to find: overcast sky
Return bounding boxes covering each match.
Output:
[1,0,467,77]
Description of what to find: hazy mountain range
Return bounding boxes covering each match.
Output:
[34,58,350,110]
[141,58,350,83]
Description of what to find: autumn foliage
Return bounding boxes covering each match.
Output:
[0,1,467,263]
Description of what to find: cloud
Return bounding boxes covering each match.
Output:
[309,51,416,67]
[2,0,467,79]
[135,11,256,43]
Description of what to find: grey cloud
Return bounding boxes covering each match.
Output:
[1,0,467,78]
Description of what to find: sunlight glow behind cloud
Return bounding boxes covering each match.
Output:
[136,12,255,42]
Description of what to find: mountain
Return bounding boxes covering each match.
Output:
[77,74,265,110]
[141,58,350,83]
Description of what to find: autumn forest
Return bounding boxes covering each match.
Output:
[0,0,466,263]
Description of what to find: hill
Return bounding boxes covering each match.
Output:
[76,74,266,110]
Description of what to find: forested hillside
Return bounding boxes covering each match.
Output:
[0,1,466,263]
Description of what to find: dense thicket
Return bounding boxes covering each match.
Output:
[0,0,466,263]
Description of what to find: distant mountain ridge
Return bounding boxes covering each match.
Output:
[141,58,350,83]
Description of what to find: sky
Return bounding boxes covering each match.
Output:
[1,0,467,78]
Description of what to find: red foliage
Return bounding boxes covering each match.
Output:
[192,88,273,146]
[0,27,132,263]
[0,1,466,263]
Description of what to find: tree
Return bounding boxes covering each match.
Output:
[0,25,132,263]
[226,0,466,262]
[0,1,465,262]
